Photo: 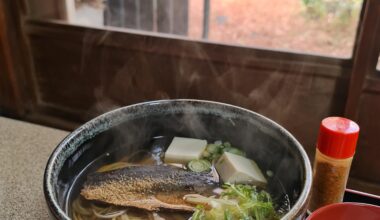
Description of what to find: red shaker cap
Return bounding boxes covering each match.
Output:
[317,117,359,159]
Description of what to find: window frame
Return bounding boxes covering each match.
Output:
[29,0,366,61]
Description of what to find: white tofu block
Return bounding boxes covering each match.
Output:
[215,152,267,186]
[164,137,207,164]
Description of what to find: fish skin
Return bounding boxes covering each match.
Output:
[81,165,218,211]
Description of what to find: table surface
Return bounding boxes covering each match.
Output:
[0,117,69,219]
[1,117,378,219]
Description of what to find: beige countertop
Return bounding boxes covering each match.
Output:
[0,117,69,219]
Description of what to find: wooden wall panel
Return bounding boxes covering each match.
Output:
[25,20,351,160]
[0,1,36,117]
[350,88,380,187]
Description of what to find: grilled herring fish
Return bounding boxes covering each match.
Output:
[81,165,218,211]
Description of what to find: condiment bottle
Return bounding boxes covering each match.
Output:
[309,117,359,212]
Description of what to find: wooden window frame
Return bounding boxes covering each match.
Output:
[344,0,380,119]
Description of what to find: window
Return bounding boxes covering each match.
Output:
[3,0,379,196]
[69,0,363,58]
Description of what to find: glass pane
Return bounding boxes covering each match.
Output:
[69,0,363,57]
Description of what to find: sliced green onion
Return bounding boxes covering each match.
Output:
[222,146,232,153]
[206,144,220,154]
[210,153,222,161]
[187,159,212,172]
[223,142,232,148]
[266,170,274,177]
[214,140,223,146]
[202,150,211,158]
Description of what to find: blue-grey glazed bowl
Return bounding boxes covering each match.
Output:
[44,99,312,220]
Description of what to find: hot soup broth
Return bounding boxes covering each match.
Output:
[67,136,290,220]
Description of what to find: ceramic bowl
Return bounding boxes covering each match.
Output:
[43,99,312,219]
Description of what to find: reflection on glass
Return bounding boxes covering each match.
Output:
[70,0,363,57]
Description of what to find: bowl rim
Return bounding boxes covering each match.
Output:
[43,99,312,220]
[306,202,380,219]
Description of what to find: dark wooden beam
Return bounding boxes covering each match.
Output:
[0,1,22,115]
[345,0,380,119]
[25,0,67,20]
[0,0,36,116]
[25,19,352,78]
